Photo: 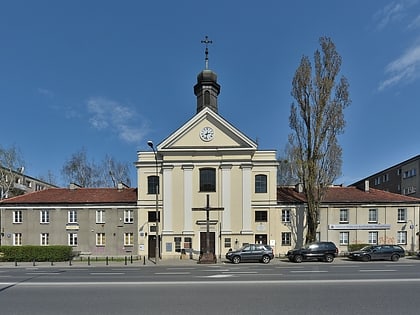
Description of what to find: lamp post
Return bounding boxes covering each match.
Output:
[147,140,159,264]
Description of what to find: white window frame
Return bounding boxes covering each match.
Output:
[68,210,78,223]
[368,209,378,223]
[282,209,291,223]
[397,208,407,223]
[339,209,349,223]
[397,231,407,245]
[40,233,49,246]
[124,210,134,223]
[124,232,134,246]
[40,210,50,224]
[281,232,291,246]
[339,232,349,245]
[368,231,378,244]
[68,233,78,246]
[96,210,105,224]
[13,210,22,223]
[13,233,22,246]
[96,233,106,246]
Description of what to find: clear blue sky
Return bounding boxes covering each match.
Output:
[1,1,419,187]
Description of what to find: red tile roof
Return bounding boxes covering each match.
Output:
[277,186,420,204]
[0,187,137,205]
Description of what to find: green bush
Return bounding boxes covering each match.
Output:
[348,244,370,252]
[0,245,73,262]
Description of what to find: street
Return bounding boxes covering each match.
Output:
[1,258,420,314]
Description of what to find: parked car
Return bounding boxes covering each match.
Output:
[348,245,405,262]
[225,244,274,264]
[286,241,338,263]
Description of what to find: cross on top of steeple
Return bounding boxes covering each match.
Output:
[201,35,213,70]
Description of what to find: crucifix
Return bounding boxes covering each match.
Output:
[192,194,224,264]
[200,35,213,70]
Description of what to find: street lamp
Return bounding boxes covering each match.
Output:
[147,140,159,264]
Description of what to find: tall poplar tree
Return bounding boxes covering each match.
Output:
[289,37,351,244]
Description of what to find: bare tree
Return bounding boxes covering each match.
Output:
[0,145,25,199]
[61,149,131,187]
[288,37,350,244]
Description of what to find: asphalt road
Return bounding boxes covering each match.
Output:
[1,258,420,314]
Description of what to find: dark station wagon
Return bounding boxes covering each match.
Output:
[348,245,405,262]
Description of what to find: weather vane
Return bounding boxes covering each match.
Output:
[201,35,212,69]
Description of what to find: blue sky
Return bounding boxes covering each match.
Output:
[1,1,420,187]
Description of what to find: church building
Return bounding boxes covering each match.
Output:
[135,40,279,260]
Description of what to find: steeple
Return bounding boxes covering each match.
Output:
[194,36,221,113]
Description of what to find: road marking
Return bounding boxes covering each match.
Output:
[154,272,191,275]
[222,271,258,274]
[290,270,328,273]
[25,272,62,275]
[206,274,233,278]
[359,270,396,272]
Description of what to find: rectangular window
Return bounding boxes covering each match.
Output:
[124,232,134,246]
[13,233,22,246]
[40,210,49,224]
[397,208,406,222]
[339,232,349,245]
[397,231,407,245]
[96,210,105,224]
[282,209,291,223]
[368,231,378,244]
[96,233,106,246]
[368,209,377,223]
[255,211,268,222]
[199,168,216,192]
[174,237,182,253]
[255,174,267,193]
[68,210,78,223]
[147,175,159,194]
[68,233,78,246]
[224,238,231,248]
[148,211,160,223]
[281,232,291,246]
[339,209,348,223]
[124,210,134,223]
[13,210,22,223]
[40,233,49,246]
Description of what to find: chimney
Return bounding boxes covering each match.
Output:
[295,183,303,193]
[117,182,129,190]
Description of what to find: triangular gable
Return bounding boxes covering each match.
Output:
[158,107,257,152]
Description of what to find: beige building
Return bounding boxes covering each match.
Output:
[136,66,278,260]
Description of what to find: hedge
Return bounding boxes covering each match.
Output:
[0,245,73,262]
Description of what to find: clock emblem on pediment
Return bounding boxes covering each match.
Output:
[199,126,214,142]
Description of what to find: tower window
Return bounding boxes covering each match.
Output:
[148,175,159,194]
[255,174,267,193]
[204,91,210,105]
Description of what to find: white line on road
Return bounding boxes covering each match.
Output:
[290,270,328,273]
[89,273,125,275]
[154,272,191,275]
[359,270,396,272]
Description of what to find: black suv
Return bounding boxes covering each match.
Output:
[226,244,274,264]
[286,241,338,263]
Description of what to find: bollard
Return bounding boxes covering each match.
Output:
[88,256,90,266]
[130,255,133,264]
[143,256,146,265]
[51,260,54,266]
[15,260,17,267]
[125,256,127,265]
[106,256,109,266]
[69,259,72,266]
[33,259,36,266]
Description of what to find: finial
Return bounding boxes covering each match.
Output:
[201,35,213,70]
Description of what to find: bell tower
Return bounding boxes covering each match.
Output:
[194,36,220,113]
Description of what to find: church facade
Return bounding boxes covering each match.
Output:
[136,64,279,260]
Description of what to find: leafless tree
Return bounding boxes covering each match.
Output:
[0,145,25,199]
[289,37,350,244]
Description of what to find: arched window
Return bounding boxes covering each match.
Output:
[147,175,159,194]
[200,168,216,192]
[255,174,267,193]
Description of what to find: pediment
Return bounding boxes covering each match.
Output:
[158,107,257,152]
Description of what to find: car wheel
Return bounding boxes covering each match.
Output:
[362,255,371,262]
[232,256,241,264]
[294,255,303,263]
[261,255,270,264]
[324,254,334,263]
[391,254,400,262]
